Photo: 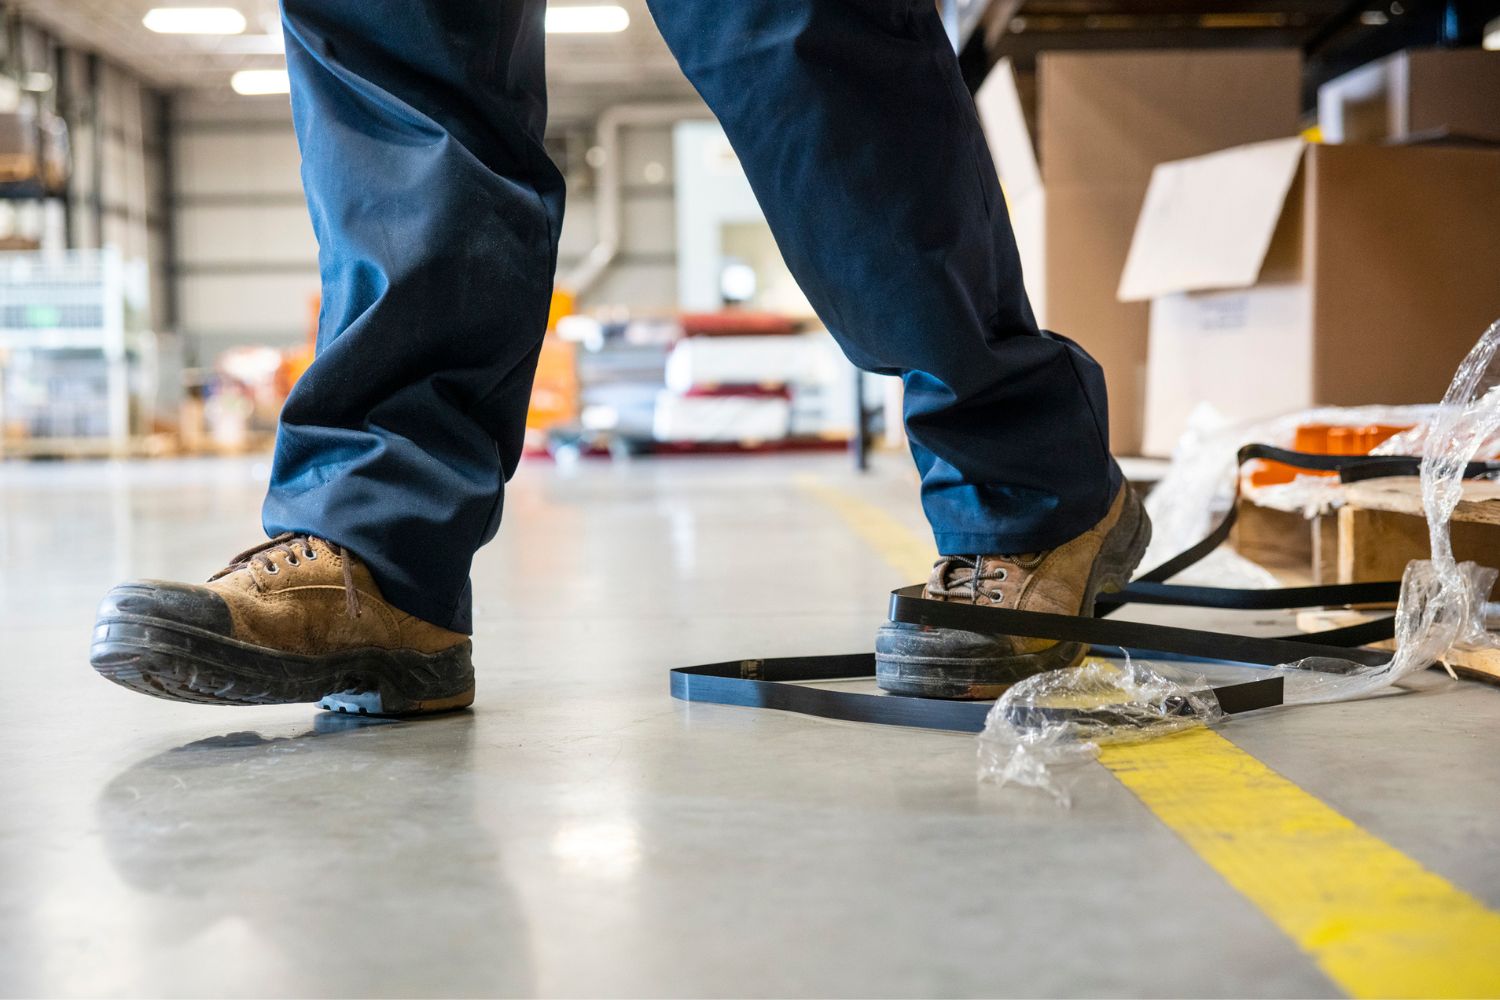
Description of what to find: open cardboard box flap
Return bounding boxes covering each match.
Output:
[975,58,1042,205]
[1118,137,1305,303]
[974,58,1047,323]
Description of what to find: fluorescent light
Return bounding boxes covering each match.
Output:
[215,34,286,55]
[1484,15,1500,50]
[231,68,290,95]
[545,5,629,34]
[143,7,247,34]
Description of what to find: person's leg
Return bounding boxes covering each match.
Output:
[264,0,563,634]
[645,0,1118,553]
[90,0,559,711]
[646,0,1145,699]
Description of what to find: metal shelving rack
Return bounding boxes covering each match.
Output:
[0,247,149,457]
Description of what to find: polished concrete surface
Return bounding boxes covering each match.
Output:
[2,453,1499,997]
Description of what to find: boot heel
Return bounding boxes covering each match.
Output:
[319,683,476,717]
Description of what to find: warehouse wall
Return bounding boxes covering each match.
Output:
[169,98,691,362]
[171,93,318,360]
[49,51,168,328]
[557,120,682,310]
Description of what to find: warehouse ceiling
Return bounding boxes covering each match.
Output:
[11,0,1498,119]
[8,0,697,122]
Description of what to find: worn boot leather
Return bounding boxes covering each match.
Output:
[875,484,1151,699]
[91,534,474,714]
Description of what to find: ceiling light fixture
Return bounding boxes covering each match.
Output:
[143,7,247,34]
[545,4,630,34]
[231,68,290,95]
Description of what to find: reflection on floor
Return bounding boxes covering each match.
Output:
[2,453,1498,997]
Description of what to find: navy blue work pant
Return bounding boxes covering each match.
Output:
[267,0,1122,632]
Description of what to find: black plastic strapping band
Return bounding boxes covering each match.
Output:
[670,448,1494,732]
[669,654,1285,734]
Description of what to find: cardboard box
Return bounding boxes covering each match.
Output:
[1120,138,1500,456]
[1318,48,1500,144]
[977,50,1302,454]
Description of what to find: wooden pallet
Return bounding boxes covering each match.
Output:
[1235,476,1500,584]
[1338,477,1500,583]
[1231,499,1322,584]
[0,433,177,460]
[1284,476,1500,685]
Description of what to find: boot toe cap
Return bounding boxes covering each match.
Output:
[97,581,234,637]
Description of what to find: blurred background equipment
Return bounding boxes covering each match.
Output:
[0,248,161,456]
[4,0,1499,471]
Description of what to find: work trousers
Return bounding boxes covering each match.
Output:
[267,0,1122,632]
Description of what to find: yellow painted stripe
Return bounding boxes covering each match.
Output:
[796,475,934,580]
[802,475,1500,1000]
[1102,730,1500,999]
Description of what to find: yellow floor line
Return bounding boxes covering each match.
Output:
[801,475,1500,1000]
[795,475,934,580]
[1102,730,1500,999]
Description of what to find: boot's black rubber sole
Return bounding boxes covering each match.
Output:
[874,487,1153,700]
[90,611,475,716]
[872,635,1088,701]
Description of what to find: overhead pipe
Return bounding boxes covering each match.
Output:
[562,101,710,299]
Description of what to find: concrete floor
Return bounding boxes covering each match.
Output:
[2,452,1498,998]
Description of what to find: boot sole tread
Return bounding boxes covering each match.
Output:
[90,613,474,716]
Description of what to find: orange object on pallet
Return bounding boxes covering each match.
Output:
[1246,422,1411,487]
[275,294,320,399]
[525,290,580,442]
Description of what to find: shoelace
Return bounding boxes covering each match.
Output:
[212,533,362,619]
[930,551,1047,603]
[929,555,1011,603]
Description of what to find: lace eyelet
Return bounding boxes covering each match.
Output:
[988,590,1004,601]
[995,570,1008,580]
[285,555,299,566]
[303,547,317,560]
[264,563,279,575]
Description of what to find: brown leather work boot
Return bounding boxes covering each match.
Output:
[90,534,474,715]
[874,484,1151,700]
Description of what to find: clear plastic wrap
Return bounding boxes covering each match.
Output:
[1242,473,1353,519]
[978,655,1222,805]
[981,320,1500,801]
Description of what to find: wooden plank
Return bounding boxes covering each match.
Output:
[1337,506,1500,584]
[1314,512,1340,584]
[1232,498,1314,576]
[1343,476,1500,525]
[1338,507,1426,583]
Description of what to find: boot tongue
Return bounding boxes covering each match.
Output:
[929,555,977,593]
